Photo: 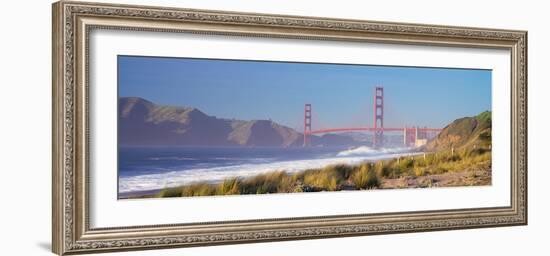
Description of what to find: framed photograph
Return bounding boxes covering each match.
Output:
[52,1,527,255]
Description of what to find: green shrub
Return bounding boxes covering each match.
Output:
[430,166,447,175]
[398,158,414,169]
[219,178,241,195]
[181,183,217,196]
[331,164,354,180]
[157,187,183,197]
[352,164,380,189]
[302,169,340,191]
[238,171,292,194]
[414,167,426,176]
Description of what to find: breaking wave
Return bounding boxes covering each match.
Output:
[337,146,414,157]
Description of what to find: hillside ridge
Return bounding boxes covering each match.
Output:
[425,111,491,151]
[118,97,357,147]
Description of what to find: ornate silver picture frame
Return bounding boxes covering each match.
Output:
[52,1,527,255]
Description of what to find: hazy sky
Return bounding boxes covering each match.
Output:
[119,55,491,131]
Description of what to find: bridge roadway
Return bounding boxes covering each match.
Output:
[306,127,443,135]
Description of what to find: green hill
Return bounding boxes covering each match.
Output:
[425,111,491,151]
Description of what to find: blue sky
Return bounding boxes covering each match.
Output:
[118,55,491,131]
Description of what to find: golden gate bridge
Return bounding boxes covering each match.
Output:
[303,86,443,148]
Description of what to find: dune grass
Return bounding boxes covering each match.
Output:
[154,147,491,198]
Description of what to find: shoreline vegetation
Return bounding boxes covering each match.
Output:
[121,111,492,199]
[133,146,491,199]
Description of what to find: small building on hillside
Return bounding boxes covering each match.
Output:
[415,138,428,147]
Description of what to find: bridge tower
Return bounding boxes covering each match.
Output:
[403,127,418,147]
[373,87,384,148]
[303,103,312,147]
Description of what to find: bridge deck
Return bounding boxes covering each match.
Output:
[307,127,442,134]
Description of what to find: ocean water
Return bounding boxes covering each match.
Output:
[118,146,416,194]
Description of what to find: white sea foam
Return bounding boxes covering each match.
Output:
[119,147,418,193]
[337,146,414,157]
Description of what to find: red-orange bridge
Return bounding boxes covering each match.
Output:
[303,86,443,147]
